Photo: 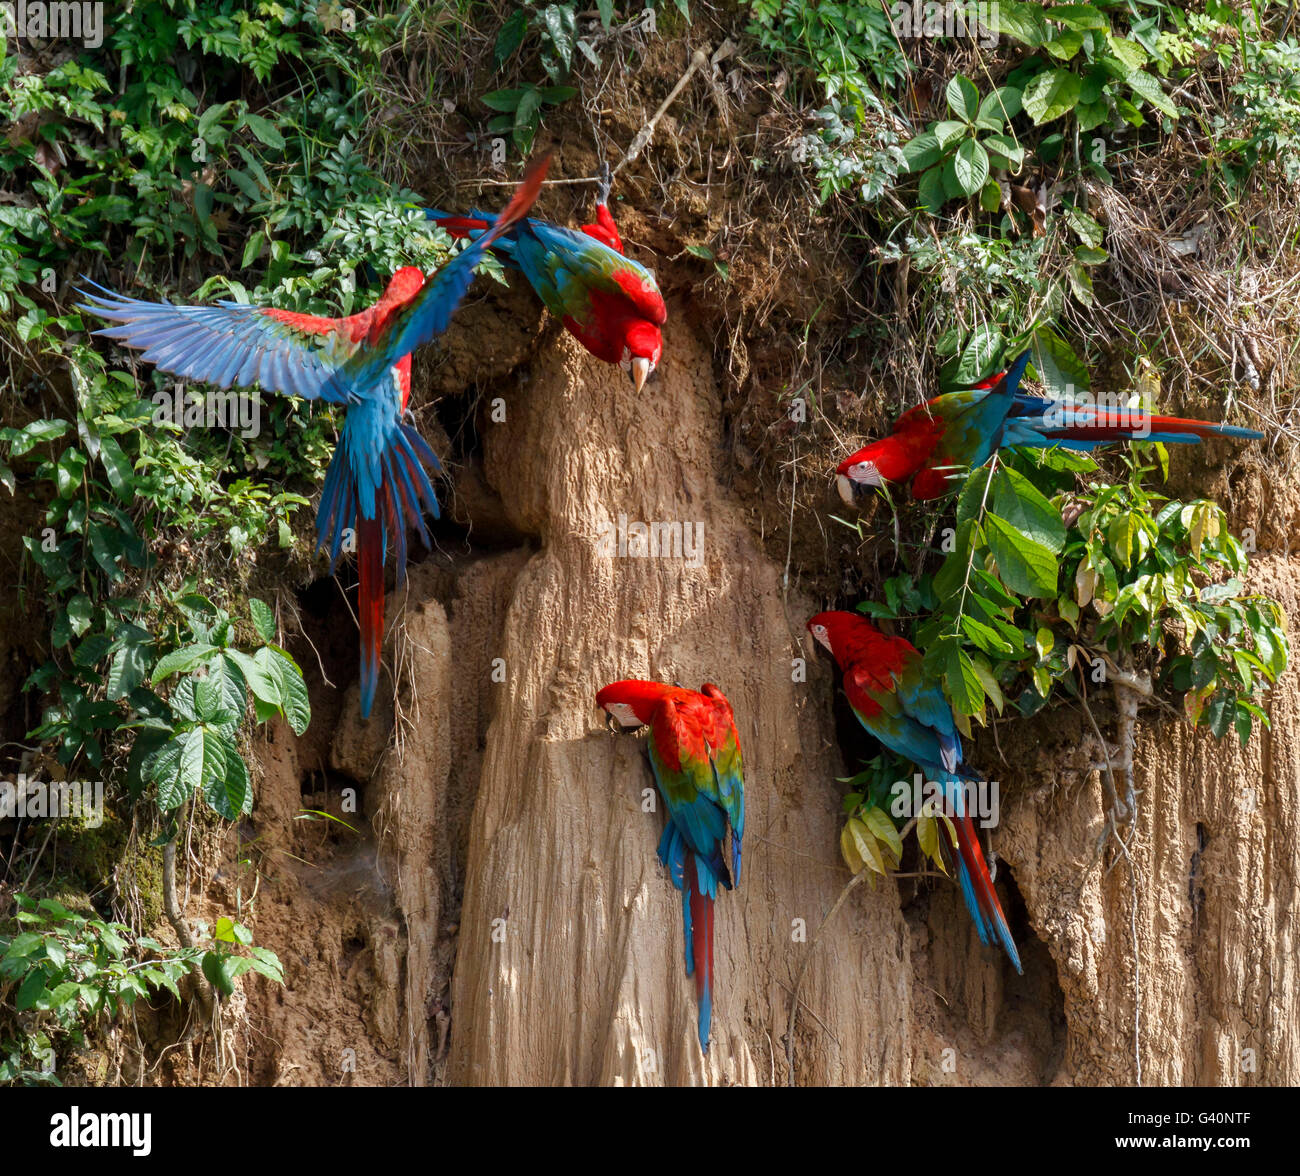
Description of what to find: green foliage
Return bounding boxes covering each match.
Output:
[748,0,910,204]
[486,2,683,153]
[903,76,1026,213]
[0,2,436,792]
[481,83,579,155]
[108,591,310,820]
[859,440,1287,746]
[836,751,956,880]
[0,894,283,1085]
[987,1,1179,135]
[748,0,909,111]
[801,97,908,204]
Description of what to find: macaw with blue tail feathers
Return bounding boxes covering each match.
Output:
[78,155,550,718]
[425,165,666,391]
[597,679,745,1053]
[837,350,1264,504]
[808,610,1023,973]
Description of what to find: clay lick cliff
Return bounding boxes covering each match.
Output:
[226,277,1298,1086]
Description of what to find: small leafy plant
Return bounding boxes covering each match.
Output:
[903,76,1027,214]
[0,894,283,1085]
[122,594,311,821]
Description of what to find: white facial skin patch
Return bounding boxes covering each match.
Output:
[603,701,644,730]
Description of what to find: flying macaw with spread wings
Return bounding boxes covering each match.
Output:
[837,351,1264,504]
[597,679,745,1053]
[808,610,1023,972]
[425,163,666,391]
[78,155,550,718]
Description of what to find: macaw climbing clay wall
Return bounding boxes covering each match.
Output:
[226,313,1298,1087]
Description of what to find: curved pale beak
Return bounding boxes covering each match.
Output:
[836,474,856,506]
[630,356,650,393]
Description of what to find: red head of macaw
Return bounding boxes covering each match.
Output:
[596,678,745,1053]
[425,165,666,392]
[837,350,1263,504]
[79,156,550,719]
[807,610,1023,972]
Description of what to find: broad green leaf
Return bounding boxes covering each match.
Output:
[862,808,903,864]
[151,644,217,684]
[983,134,1025,169]
[267,649,311,735]
[1031,328,1090,396]
[242,114,285,149]
[945,640,986,716]
[952,138,989,197]
[67,594,93,637]
[990,466,1066,553]
[903,130,943,173]
[494,7,528,65]
[15,970,47,1012]
[1047,5,1107,30]
[946,75,979,121]
[240,230,265,269]
[481,88,525,113]
[1126,69,1177,118]
[1076,99,1109,133]
[934,120,968,149]
[1045,31,1084,61]
[946,323,1005,389]
[55,448,86,498]
[986,513,1059,597]
[977,86,1022,128]
[149,739,189,810]
[225,649,281,708]
[1107,35,1150,72]
[97,435,134,500]
[249,598,275,643]
[539,4,575,71]
[986,1,1046,46]
[918,165,947,213]
[203,733,251,819]
[107,643,148,701]
[1021,69,1082,124]
[202,951,237,997]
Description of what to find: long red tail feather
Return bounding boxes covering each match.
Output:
[688,857,714,1052]
[952,812,1022,972]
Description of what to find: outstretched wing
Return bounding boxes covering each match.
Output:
[331,154,550,393]
[77,279,364,405]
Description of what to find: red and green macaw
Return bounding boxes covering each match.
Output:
[807,610,1022,972]
[837,351,1264,504]
[596,679,745,1053]
[425,165,666,391]
[78,157,549,718]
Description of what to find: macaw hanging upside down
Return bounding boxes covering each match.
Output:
[597,678,745,1053]
[424,164,667,391]
[79,156,550,718]
[808,610,1023,973]
[837,351,1265,504]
